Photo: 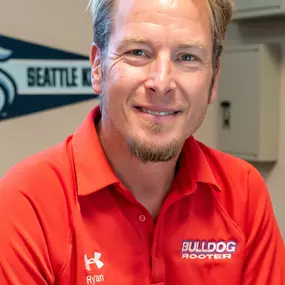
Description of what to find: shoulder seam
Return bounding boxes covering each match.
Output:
[244,167,251,254]
[57,202,80,278]
[55,141,79,279]
[212,191,246,242]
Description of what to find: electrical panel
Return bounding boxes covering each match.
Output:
[217,44,280,162]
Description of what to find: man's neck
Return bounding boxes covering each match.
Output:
[96,120,180,218]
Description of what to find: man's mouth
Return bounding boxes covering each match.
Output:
[135,107,179,116]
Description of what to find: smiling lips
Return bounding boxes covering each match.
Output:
[135,106,180,116]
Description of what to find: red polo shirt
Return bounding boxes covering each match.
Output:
[0,106,284,285]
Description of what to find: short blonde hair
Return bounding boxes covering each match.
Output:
[88,0,233,66]
[208,0,233,68]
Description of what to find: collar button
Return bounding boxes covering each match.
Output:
[138,215,146,222]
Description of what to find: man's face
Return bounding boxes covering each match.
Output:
[91,0,219,162]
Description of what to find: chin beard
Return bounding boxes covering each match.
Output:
[127,136,183,163]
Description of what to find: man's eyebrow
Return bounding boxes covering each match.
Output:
[118,36,152,47]
[117,37,210,56]
[175,41,210,56]
[176,41,209,50]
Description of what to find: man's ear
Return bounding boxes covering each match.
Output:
[90,43,103,94]
[209,60,221,104]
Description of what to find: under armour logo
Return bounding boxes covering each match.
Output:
[84,252,104,271]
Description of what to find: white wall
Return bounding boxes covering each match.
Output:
[0,0,100,174]
[0,101,100,174]
[196,19,285,238]
[0,0,93,55]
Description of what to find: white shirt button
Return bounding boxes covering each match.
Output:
[138,215,146,222]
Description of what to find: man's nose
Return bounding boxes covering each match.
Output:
[145,52,176,95]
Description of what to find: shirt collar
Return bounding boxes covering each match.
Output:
[72,106,119,196]
[72,106,221,196]
[175,136,222,193]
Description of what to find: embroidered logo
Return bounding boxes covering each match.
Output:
[85,252,105,284]
[84,252,104,271]
[181,240,237,260]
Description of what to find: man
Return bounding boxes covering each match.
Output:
[0,0,284,284]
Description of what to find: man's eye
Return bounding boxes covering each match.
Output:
[180,54,195,62]
[127,49,145,56]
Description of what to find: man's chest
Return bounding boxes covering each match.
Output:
[58,190,245,285]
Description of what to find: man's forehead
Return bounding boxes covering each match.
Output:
[113,0,210,20]
[110,0,212,49]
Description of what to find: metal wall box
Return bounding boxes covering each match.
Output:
[232,0,285,20]
[217,44,280,162]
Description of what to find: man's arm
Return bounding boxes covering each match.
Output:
[242,167,285,284]
[0,173,55,284]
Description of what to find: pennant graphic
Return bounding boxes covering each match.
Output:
[0,35,98,121]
